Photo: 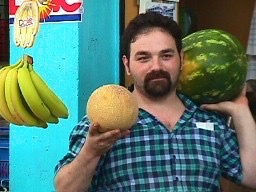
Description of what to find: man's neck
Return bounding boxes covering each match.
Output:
[132,87,186,130]
[133,88,184,113]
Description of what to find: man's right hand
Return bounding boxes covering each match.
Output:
[83,123,131,158]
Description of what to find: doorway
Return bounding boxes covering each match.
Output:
[0,0,9,191]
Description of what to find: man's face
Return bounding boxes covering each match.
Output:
[123,29,183,98]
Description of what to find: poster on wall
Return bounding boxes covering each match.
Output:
[139,0,179,22]
[9,0,84,24]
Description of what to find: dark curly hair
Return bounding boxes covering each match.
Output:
[121,11,182,59]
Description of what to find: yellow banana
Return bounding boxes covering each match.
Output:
[13,2,26,47]
[14,0,40,48]
[24,4,33,48]
[25,1,40,48]
[19,4,28,48]
[0,61,23,125]
[25,4,34,48]
[17,55,51,123]
[5,61,30,124]
[30,0,40,36]
[5,59,47,128]
[29,64,69,119]
[20,5,29,48]
[47,114,59,124]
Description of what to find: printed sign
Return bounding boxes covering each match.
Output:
[9,0,84,24]
[139,0,179,22]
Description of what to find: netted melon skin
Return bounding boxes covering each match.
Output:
[87,84,139,132]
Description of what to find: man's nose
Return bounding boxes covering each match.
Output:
[151,57,162,70]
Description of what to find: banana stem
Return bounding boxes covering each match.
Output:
[23,54,33,65]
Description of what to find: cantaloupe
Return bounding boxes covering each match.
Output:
[87,84,139,132]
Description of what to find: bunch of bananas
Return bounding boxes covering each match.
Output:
[14,0,40,48]
[0,55,69,128]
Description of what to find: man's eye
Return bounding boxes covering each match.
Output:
[162,54,172,59]
[137,56,149,62]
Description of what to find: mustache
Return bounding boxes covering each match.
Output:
[145,70,170,81]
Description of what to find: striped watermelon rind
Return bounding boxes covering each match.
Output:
[177,29,248,104]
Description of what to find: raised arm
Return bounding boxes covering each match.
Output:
[201,87,256,189]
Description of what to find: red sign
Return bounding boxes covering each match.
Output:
[10,0,83,23]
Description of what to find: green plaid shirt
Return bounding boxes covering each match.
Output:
[55,94,242,192]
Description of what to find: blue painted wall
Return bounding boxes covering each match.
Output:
[9,1,121,191]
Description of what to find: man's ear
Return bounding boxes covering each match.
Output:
[122,55,131,75]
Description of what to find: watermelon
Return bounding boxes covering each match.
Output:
[177,29,248,104]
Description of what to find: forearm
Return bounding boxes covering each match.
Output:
[232,106,256,188]
[54,146,101,192]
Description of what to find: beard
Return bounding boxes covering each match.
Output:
[144,70,173,98]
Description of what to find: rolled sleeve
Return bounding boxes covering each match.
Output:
[54,116,90,175]
[220,127,243,183]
